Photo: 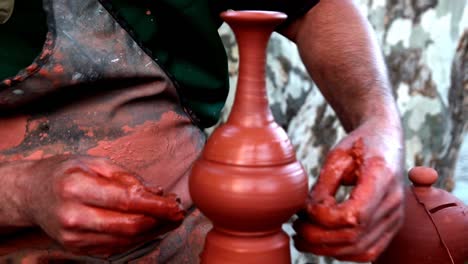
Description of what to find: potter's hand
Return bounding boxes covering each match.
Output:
[19,155,185,257]
[293,121,404,262]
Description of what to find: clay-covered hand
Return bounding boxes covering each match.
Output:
[17,155,185,257]
[293,121,404,262]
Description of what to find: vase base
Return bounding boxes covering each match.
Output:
[200,228,291,264]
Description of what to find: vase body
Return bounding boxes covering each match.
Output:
[189,11,308,264]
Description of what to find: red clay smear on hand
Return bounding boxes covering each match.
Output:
[343,138,365,184]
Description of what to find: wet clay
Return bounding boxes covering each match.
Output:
[0,115,27,151]
[375,167,468,264]
[189,11,308,264]
[88,111,200,208]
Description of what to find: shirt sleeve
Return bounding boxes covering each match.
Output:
[211,0,320,26]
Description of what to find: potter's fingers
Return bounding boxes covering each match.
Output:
[342,137,365,185]
[62,174,184,221]
[293,219,363,245]
[59,230,136,255]
[109,171,143,186]
[79,158,165,196]
[67,156,128,179]
[59,204,158,236]
[294,208,401,260]
[81,223,176,258]
[309,157,393,228]
[310,149,355,199]
[306,202,359,228]
[335,219,402,262]
[108,184,185,221]
[366,181,404,226]
[306,150,355,222]
[146,184,165,196]
[165,193,182,204]
[343,157,394,225]
[111,172,165,196]
[313,208,401,257]
[293,190,402,246]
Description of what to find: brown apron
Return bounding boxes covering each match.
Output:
[0,0,210,263]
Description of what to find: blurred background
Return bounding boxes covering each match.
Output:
[214,0,467,263]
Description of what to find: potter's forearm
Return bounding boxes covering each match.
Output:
[284,0,400,132]
[0,161,35,232]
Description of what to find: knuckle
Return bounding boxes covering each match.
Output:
[60,159,83,173]
[57,208,79,229]
[336,226,362,244]
[118,195,131,211]
[124,216,153,236]
[350,208,363,225]
[56,177,79,199]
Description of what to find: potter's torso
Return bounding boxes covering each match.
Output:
[0,1,209,262]
[0,0,207,205]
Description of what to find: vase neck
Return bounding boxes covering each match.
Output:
[222,11,286,127]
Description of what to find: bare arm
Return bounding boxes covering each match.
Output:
[282,0,401,132]
[282,0,405,262]
[0,156,184,256]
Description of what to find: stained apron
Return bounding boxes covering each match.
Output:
[0,0,211,263]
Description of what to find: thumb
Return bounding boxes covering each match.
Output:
[306,148,358,227]
[308,149,355,204]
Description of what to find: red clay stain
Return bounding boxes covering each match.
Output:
[122,125,135,133]
[12,75,24,82]
[87,111,197,189]
[0,116,28,151]
[54,51,64,60]
[39,133,49,140]
[39,37,53,60]
[26,118,48,132]
[77,125,95,138]
[26,63,39,74]
[21,149,54,161]
[52,65,64,74]
[38,69,49,77]
[23,150,45,160]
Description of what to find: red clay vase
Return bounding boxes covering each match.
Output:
[189,10,309,264]
[374,167,468,264]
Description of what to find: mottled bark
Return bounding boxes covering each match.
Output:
[434,31,468,190]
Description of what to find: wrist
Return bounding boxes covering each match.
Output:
[365,111,403,141]
[358,116,405,178]
[355,94,401,127]
[0,160,36,227]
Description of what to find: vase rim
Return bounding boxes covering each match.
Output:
[221,10,287,23]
